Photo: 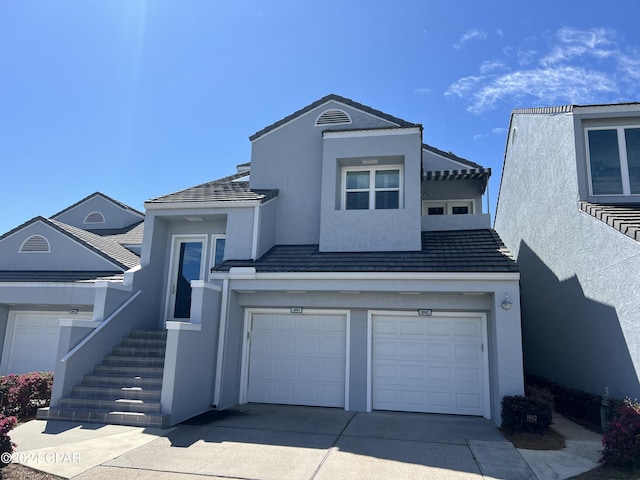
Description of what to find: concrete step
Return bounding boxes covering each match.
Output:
[120,337,167,349]
[59,397,161,414]
[71,385,161,401]
[112,345,166,357]
[129,329,167,340]
[39,407,170,428]
[93,364,164,378]
[102,355,165,368]
[82,374,163,389]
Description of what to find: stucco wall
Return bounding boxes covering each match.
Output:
[249,100,399,246]
[53,195,142,230]
[495,111,640,398]
[0,221,125,271]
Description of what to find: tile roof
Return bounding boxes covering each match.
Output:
[0,271,124,283]
[215,229,518,273]
[249,94,419,142]
[48,219,141,269]
[422,144,482,169]
[511,102,640,115]
[51,192,145,219]
[146,171,278,204]
[580,202,640,242]
[88,221,144,246]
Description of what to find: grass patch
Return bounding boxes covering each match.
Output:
[501,426,566,450]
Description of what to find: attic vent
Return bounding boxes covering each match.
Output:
[315,109,351,126]
[20,235,50,253]
[84,211,105,224]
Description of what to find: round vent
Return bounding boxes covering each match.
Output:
[84,211,105,224]
[315,109,351,126]
[20,235,50,253]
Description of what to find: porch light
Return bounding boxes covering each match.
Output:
[290,307,303,314]
[418,309,432,316]
[68,309,78,315]
[501,294,512,310]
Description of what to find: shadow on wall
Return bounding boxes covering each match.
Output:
[517,241,639,399]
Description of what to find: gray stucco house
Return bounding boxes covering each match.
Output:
[4,95,524,426]
[0,192,143,375]
[494,103,640,400]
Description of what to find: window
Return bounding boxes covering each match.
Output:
[84,211,105,224]
[212,236,226,267]
[587,126,640,195]
[422,200,474,216]
[343,167,401,210]
[19,235,50,253]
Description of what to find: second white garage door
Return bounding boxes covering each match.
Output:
[371,312,489,417]
[247,312,347,408]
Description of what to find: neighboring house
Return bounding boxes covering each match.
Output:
[495,103,640,400]
[37,94,522,427]
[0,193,143,375]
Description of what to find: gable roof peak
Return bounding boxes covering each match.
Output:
[249,94,419,142]
[51,192,145,219]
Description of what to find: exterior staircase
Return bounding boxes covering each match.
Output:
[38,329,170,428]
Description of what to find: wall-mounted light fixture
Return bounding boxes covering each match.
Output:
[418,309,432,316]
[290,307,303,314]
[68,308,78,315]
[501,294,512,311]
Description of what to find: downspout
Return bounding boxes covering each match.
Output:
[212,277,229,407]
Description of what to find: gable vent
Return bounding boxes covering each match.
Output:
[84,211,105,224]
[315,109,351,126]
[20,235,50,253]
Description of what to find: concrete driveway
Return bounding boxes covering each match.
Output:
[12,404,538,479]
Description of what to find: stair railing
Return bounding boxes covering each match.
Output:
[60,290,143,363]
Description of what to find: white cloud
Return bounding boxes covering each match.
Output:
[492,127,507,135]
[454,28,486,49]
[446,27,640,114]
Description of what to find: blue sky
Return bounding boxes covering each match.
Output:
[2,1,640,235]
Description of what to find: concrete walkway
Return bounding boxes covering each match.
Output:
[9,405,601,479]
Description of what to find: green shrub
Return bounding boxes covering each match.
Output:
[502,393,553,434]
[600,398,640,468]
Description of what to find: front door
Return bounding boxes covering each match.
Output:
[167,236,207,320]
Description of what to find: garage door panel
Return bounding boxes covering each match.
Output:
[372,314,487,416]
[247,313,346,408]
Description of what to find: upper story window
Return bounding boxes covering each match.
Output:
[343,167,402,210]
[315,109,351,126]
[19,235,50,253]
[422,200,474,216]
[212,236,226,267]
[586,126,640,195]
[84,211,105,224]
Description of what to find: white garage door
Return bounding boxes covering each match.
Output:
[247,312,347,408]
[1,312,91,375]
[372,313,488,417]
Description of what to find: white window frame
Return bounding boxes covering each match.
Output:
[585,125,640,196]
[210,235,226,269]
[341,165,404,210]
[422,199,474,216]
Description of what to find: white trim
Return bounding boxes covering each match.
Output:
[191,280,222,292]
[422,199,475,216]
[366,310,491,419]
[213,278,230,407]
[210,234,226,270]
[215,270,520,282]
[342,165,404,210]
[145,200,264,210]
[239,308,351,409]
[324,126,421,139]
[166,321,202,331]
[250,99,403,143]
[83,211,105,224]
[19,235,51,253]
[251,206,260,260]
[165,234,208,321]
[585,125,640,197]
